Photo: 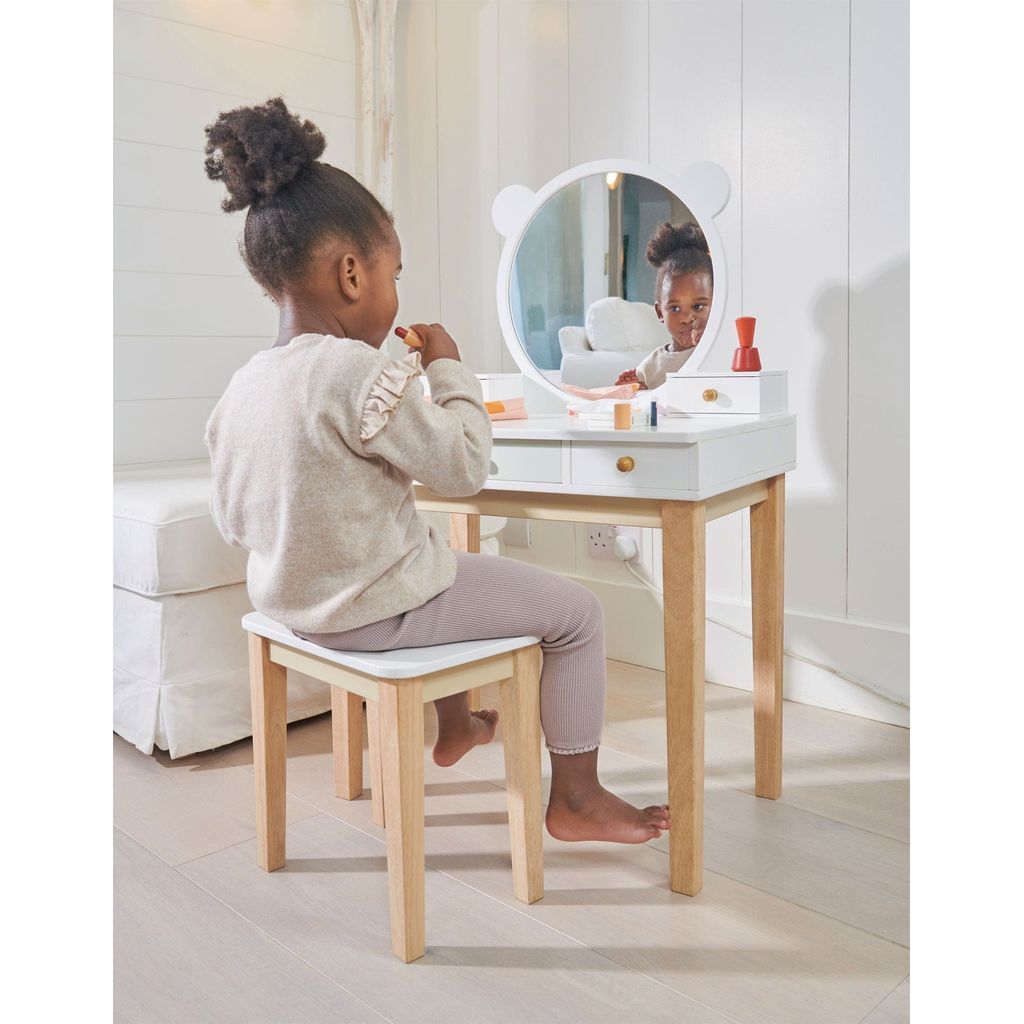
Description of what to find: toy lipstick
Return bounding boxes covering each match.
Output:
[732,316,762,372]
[394,326,425,349]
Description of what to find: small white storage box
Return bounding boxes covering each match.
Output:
[664,371,788,415]
[477,373,524,401]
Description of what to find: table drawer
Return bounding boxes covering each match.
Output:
[664,371,787,414]
[489,440,563,483]
[569,442,692,490]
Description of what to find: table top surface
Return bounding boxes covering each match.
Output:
[492,411,795,444]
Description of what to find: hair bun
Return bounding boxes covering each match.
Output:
[646,221,709,267]
[204,97,326,212]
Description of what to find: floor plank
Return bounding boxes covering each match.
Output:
[114,735,318,865]
[447,716,909,946]
[180,813,733,1024]
[118,657,910,1023]
[860,976,909,1023]
[210,714,908,1024]
[114,828,384,1023]
[401,761,908,1024]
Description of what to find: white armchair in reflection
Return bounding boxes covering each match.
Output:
[557,296,666,388]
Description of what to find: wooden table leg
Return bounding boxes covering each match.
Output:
[249,633,287,872]
[750,474,785,799]
[661,500,706,896]
[450,512,482,711]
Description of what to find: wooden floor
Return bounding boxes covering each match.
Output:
[114,661,909,1024]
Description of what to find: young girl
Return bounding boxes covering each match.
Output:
[203,98,669,844]
[615,222,714,390]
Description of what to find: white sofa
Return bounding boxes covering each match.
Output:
[113,461,331,758]
[558,297,666,388]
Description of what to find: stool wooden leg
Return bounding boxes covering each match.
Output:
[248,633,287,872]
[331,687,363,800]
[379,678,425,963]
[366,700,386,827]
[449,512,482,712]
[500,645,544,904]
[751,474,785,799]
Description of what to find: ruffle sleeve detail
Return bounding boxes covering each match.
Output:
[359,350,423,442]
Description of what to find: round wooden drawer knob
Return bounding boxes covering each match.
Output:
[616,456,636,473]
[702,388,719,402]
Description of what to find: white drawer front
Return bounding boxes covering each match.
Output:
[570,442,692,491]
[664,372,787,414]
[489,440,563,483]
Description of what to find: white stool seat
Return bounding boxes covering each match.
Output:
[242,611,540,680]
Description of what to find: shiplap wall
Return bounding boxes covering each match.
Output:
[393,0,909,721]
[113,0,359,466]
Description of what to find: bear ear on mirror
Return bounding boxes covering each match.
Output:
[677,162,731,219]
[492,184,537,239]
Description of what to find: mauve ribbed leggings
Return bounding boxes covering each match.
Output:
[297,551,606,754]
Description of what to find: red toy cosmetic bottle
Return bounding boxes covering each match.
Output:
[732,316,762,372]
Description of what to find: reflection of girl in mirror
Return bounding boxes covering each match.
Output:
[615,222,713,389]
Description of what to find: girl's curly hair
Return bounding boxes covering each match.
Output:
[645,221,713,298]
[204,97,392,294]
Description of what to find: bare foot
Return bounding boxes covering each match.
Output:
[432,709,499,767]
[546,786,670,844]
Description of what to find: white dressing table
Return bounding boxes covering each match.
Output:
[416,158,796,897]
[416,411,794,896]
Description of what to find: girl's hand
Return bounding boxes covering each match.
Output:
[615,368,639,386]
[409,322,461,367]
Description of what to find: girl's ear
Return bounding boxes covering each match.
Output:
[654,301,663,322]
[338,253,360,301]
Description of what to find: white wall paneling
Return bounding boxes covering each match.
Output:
[114,207,249,278]
[567,0,649,165]
[742,0,851,618]
[436,1,504,374]
[114,397,219,466]
[113,1,359,62]
[113,7,358,115]
[497,1,570,190]
[114,78,358,181]
[114,337,273,402]
[390,0,442,362]
[114,1,908,714]
[396,0,908,717]
[113,0,362,467]
[847,0,910,628]
[114,272,274,338]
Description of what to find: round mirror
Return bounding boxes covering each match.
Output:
[495,162,729,404]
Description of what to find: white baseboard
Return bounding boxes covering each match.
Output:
[562,572,909,728]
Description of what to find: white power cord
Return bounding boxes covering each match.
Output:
[613,536,908,709]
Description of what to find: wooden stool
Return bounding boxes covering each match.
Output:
[242,612,544,963]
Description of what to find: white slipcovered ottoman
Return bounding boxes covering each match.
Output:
[113,461,331,758]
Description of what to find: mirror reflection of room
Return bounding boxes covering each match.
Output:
[509,172,712,391]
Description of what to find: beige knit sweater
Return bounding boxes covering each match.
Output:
[204,334,492,633]
[635,343,695,389]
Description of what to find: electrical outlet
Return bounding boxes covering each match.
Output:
[587,525,620,560]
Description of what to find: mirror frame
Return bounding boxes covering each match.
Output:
[493,159,730,405]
